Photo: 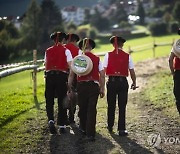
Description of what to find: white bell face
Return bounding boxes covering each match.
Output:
[74,57,88,73]
[173,39,180,58]
[71,55,93,76]
[176,40,180,50]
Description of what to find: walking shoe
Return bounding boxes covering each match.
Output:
[59,127,66,134]
[48,120,57,134]
[107,126,113,132]
[69,120,75,124]
[86,136,95,142]
[78,127,86,135]
[119,130,128,136]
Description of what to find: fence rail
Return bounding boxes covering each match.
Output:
[0,65,38,78]
[0,39,176,97]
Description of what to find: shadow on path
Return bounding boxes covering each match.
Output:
[110,133,154,154]
[49,125,115,154]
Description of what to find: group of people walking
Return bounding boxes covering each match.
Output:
[44,28,180,142]
[44,31,137,141]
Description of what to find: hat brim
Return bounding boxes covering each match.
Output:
[79,39,95,50]
[110,36,126,44]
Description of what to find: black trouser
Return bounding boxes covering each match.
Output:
[67,75,78,123]
[173,70,180,115]
[77,81,100,137]
[45,71,68,126]
[106,76,129,131]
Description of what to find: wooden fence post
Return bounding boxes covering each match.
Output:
[153,39,156,58]
[128,46,132,54]
[33,50,37,98]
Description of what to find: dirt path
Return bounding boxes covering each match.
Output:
[35,56,180,154]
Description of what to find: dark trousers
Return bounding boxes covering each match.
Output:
[106,76,129,131]
[77,81,100,137]
[173,70,180,115]
[45,71,68,126]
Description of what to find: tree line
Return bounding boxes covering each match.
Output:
[0,0,180,63]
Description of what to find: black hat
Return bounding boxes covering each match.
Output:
[66,33,80,42]
[79,38,96,50]
[110,36,126,44]
[50,32,67,42]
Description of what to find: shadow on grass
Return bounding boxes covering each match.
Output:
[49,125,115,154]
[34,96,40,110]
[110,133,155,154]
[0,101,44,129]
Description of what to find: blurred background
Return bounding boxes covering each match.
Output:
[0,0,179,63]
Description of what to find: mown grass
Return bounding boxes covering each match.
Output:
[142,70,179,120]
[0,71,46,153]
[95,34,179,62]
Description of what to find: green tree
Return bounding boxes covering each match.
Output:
[111,2,127,24]
[153,0,176,7]
[90,9,110,32]
[172,1,180,23]
[109,0,117,5]
[163,12,172,24]
[40,0,64,45]
[21,0,41,50]
[136,0,145,25]
[83,8,91,25]
[65,22,77,33]
[0,20,21,62]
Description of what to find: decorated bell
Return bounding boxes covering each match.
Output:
[173,39,180,58]
[71,55,93,76]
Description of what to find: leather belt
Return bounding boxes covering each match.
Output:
[108,76,126,82]
[45,70,67,75]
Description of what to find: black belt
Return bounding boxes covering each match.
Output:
[175,70,180,73]
[78,80,97,84]
[45,70,68,75]
[108,76,126,82]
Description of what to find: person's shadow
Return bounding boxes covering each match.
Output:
[110,132,160,154]
[49,124,115,154]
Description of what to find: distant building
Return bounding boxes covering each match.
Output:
[103,0,154,23]
[61,6,85,25]
[0,16,22,29]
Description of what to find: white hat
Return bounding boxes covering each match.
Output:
[173,39,180,58]
[71,55,93,76]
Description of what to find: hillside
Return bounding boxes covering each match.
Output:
[0,0,108,16]
[1,56,179,153]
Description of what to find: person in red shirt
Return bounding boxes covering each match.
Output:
[168,28,180,115]
[65,33,81,124]
[44,32,73,134]
[68,38,105,141]
[103,36,137,136]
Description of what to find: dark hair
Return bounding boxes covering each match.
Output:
[50,32,67,42]
[110,36,126,44]
[67,33,80,42]
[79,38,96,50]
[178,28,180,35]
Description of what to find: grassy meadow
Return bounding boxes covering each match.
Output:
[142,70,180,120]
[0,33,179,153]
[95,34,179,62]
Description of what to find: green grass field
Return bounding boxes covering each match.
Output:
[142,70,179,120]
[0,33,179,153]
[95,34,179,62]
[0,71,46,153]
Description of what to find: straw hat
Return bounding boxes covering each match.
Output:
[173,39,180,58]
[71,54,93,76]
